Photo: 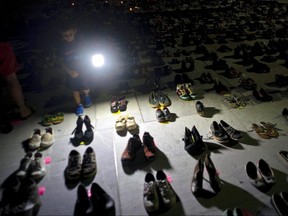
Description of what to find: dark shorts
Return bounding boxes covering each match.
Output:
[68,73,90,91]
[0,42,19,78]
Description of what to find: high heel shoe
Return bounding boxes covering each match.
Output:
[204,154,221,193]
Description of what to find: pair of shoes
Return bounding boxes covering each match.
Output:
[41,112,64,126]
[214,81,230,95]
[110,97,127,113]
[75,183,115,216]
[28,127,55,150]
[224,95,247,108]
[115,115,137,132]
[253,89,273,102]
[191,154,221,195]
[196,101,205,116]
[282,108,288,120]
[76,104,84,116]
[65,147,97,181]
[199,73,215,84]
[84,95,92,108]
[176,83,197,100]
[1,176,41,216]
[239,77,257,90]
[149,90,171,108]
[245,159,276,188]
[156,107,172,122]
[271,191,288,216]
[16,152,46,180]
[210,120,243,143]
[183,126,206,157]
[251,122,278,139]
[223,208,244,216]
[121,132,157,162]
[143,170,177,213]
[71,116,94,144]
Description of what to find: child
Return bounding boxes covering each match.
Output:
[57,19,92,116]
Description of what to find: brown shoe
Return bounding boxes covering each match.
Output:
[121,134,142,162]
[143,132,157,161]
[191,158,204,195]
[251,123,270,139]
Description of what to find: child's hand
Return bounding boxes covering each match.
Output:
[69,70,79,78]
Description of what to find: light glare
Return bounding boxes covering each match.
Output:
[92,54,104,67]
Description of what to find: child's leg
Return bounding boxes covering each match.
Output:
[73,91,81,105]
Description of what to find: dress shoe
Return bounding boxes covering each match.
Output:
[191,158,204,195]
[204,154,221,193]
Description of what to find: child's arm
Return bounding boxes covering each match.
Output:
[58,59,79,78]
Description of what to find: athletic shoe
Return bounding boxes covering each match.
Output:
[176,84,190,100]
[71,116,84,141]
[121,134,142,162]
[185,83,197,100]
[156,170,176,208]
[210,121,229,144]
[16,152,33,178]
[257,159,276,184]
[245,161,265,188]
[157,90,171,107]
[41,127,54,148]
[83,115,94,143]
[30,152,46,180]
[219,120,242,141]
[76,104,84,116]
[149,91,160,108]
[156,108,165,122]
[143,132,157,161]
[84,95,92,108]
[162,107,172,121]
[82,147,97,178]
[28,129,42,151]
[143,173,159,213]
[65,150,82,180]
[196,101,205,116]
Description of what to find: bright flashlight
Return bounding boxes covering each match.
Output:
[92,54,104,67]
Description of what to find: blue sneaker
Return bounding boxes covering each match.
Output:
[76,104,84,116]
[84,95,92,108]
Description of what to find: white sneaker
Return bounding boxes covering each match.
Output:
[30,152,46,179]
[143,172,159,213]
[41,127,54,148]
[28,129,42,150]
[115,115,126,132]
[156,170,176,208]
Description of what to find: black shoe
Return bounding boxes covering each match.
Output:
[156,108,166,122]
[271,193,288,216]
[196,101,205,117]
[71,116,84,142]
[259,88,273,102]
[91,183,116,216]
[191,158,204,195]
[74,184,92,216]
[245,161,265,188]
[210,121,229,144]
[282,108,288,120]
[219,120,242,141]
[183,127,194,155]
[82,147,97,178]
[204,154,221,193]
[191,126,207,156]
[258,159,276,185]
[83,115,94,143]
[253,89,265,102]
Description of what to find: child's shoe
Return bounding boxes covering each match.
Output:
[84,95,92,108]
[76,104,84,116]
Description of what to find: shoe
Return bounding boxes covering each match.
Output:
[245,161,266,188]
[156,108,166,122]
[280,191,288,205]
[233,208,244,216]
[214,81,230,95]
[30,152,46,180]
[115,115,126,132]
[176,84,191,100]
[184,83,197,100]
[65,150,82,180]
[16,152,33,178]
[282,108,288,120]
[143,173,159,213]
[143,132,157,161]
[76,104,84,116]
[259,88,273,102]
[156,170,176,208]
[82,147,97,178]
[149,91,160,108]
[162,107,172,121]
[41,127,54,148]
[84,95,92,108]
[279,151,288,164]
[223,209,234,216]
[183,127,194,156]
[191,158,204,195]
[191,126,207,156]
[259,122,279,138]
[110,98,119,113]
[271,193,288,216]
[118,97,127,112]
[210,121,229,144]
[41,113,64,126]
[83,115,94,142]
[219,120,242,141]
[28,129,42,151]
[71,116,84,141]
[204,154,221,193]
[157,91,171,107]
[196,101,205,117]
[52,112,65,124]
[74,184,92,216]
[90,182,116,216]
[251,123,270,139]
[121,134,142,162]
[199,73,210,84]
[126,115,137,131]
[41,115,53,126]
[257,159,276,184]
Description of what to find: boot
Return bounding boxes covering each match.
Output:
[204,154,221,193]
[191,158,204,195]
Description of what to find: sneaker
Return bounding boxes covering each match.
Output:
[149,91,160,108]
[157,91,171,107]
[185,83,197,100]
[196,101,205,116]
[16,152,33,178]
[41,115,53,126]
[84,95,92,108]
[210,121,229,144]
[82,147,97,178]
[245,161,265,188]
[176,84,190,100]
[143,173,159,213]
[115,115,126,132]
[83,115,94,143]
[52,112,65,124]
[219,120,242,141]
[41,127,55,148]
[28,129,42,151]
[65,150,82,180]
[76,104,84,116]
[156,108,166,122]
[71,116,84,141]
[257,159,276,185]
[121,134,142,163]
[143,132,157,161]
[162,107,172,121]
[156,170,176,208]
[126,115,137,131]
[30,152,46,180]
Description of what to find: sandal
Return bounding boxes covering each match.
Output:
[260,122,279,138]
[251,123,270,139]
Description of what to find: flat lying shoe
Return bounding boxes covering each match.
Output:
[258,159,276,185]
[260,122,279,138]
[251,123,270,139]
